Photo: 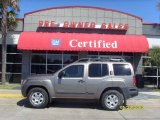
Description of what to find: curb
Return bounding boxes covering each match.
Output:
[0,94,24,98]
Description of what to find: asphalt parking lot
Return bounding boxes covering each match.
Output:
[0,90,160,120]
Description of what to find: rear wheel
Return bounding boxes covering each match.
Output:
[101,90,123,110]
[27,87,49,108]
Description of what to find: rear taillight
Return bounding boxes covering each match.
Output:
[133,76,136,87]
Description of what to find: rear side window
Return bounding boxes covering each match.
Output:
[89,64,109,77]
[113,64,131,76]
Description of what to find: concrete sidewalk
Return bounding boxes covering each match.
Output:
[132,88,160,100]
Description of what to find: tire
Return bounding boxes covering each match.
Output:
[101,90,123,111]
[27,87,49,108]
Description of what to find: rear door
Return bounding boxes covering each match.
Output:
[86,63,112,98]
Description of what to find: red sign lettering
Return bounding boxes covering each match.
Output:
[39,21,43,27]
[107,23,112,29]
[64,21,69,28]
[90,22,96,28]
[70,22,77,28]
[118,23,123,30]
[50,21,55,27]
[101,23,106,29]
[38,20,129,31]
[77,22,84,28]
[84,22,89,28]
[124,24,129,30]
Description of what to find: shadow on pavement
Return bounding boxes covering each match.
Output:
[50,99,102,110]
[17,98,30,108]
[17,98,103,110]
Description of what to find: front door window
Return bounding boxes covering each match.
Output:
[59,65,84,78]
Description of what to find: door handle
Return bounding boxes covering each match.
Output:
[78,80,85,83]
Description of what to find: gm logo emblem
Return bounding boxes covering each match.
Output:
[51,39,61,46]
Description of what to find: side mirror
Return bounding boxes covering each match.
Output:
[58,71,65,79]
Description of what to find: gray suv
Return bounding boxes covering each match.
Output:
[21,58,138,110]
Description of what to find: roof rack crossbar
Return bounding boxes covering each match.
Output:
[76,57,126,62]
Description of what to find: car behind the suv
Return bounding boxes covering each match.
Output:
[21,58,138,110]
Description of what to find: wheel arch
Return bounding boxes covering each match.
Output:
[99,87,125,101]
[26,85,51,102]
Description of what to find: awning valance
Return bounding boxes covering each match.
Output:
[17,32,149,52]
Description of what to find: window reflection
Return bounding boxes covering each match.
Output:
[31,65,46,74]
[63,55,78,64]
[0,64,1,72]
[124,57,133,65]
[47,65,62,74]
[7,54,22,63]
[31,52,79,75]
[7,45,21,53]
[6,74,21,83]
[0,45,2,63]
[7,64,22,73]
[32,55,46,64]
[47,55,62,64]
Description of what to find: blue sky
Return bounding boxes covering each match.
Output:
[19,0,160,23]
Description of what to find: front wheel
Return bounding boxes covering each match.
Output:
[27,87,49,108]
[101,90,123,111]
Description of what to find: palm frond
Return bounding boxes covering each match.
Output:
[10,0,20,11]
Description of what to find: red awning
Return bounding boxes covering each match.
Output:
[17,32,149,52]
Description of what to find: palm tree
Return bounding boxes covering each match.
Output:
[0,0,20,84]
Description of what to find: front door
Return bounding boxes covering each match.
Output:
[55,64,86,98]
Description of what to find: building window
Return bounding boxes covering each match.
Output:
[0,45,1,74]
[7,64,22,73]
[31,51,79,75]
[87,52,134,65]
[31,54,46,64]
[7,45,22,53]
[31,65,46,74]
[47,54,62,64]
[2,45,23,83]
[6,74,21,83]
[63,52,78,65]
[47,65,62,74]
[7,54,22,63]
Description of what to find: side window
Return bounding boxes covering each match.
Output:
[89,64,109,77]
[59,65,84,78]
[113,64,131,76]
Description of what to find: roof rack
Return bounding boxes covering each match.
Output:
[76,57,126,62]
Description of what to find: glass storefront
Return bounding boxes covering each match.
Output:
[0,45,22,83]
[87,52,134,65]
[31,51,79,75]
[30,51,134,76]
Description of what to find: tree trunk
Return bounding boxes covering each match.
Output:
[1,0,8,84]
